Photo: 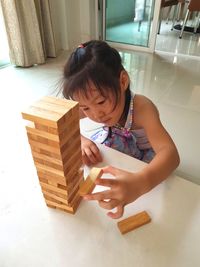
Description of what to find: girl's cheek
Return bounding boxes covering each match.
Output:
[84,110,92,118]
[107,103,115,113]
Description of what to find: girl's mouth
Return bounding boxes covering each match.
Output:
[101,118,111,124]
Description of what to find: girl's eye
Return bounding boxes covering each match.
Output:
[97,100,105,105]
[82,107,89,111]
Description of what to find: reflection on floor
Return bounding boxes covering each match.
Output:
[156,20,200,56]
[0,50,199,186]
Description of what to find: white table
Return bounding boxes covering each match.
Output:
[1,144,200,267]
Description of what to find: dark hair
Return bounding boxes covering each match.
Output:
[62,40,126,104]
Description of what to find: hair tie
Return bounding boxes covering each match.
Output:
[78,44,84,48]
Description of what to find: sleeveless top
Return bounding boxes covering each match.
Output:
[91,93,155,163]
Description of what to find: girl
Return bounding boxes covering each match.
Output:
[62,40,180,219]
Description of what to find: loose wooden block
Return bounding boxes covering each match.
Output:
[79,167,103,196]
[117,211,151,235]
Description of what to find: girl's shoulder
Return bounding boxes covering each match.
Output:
[133,94,154,108]
[133,94,159,127]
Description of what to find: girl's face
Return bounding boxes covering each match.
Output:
[73,71,129,127]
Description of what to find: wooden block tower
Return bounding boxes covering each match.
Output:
[22,96,83,214]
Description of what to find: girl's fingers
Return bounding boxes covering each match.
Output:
[102,165,121,176]
[84,189,113,201]
[84,148,98,164]
[107,205,124,219]
[95,178,117,187]
[82,151,91,166]
[98,199,119,210]
[89,144,103,162]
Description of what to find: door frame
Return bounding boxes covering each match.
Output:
[95,0,161,53]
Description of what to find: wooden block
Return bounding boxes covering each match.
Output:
[63,148,82,175]
[117,211,151,235]
[26,124,60,142]
[79,167,103,196]
[22,97,79,131]
[36,166,67,186]
[64,160,83,184]
[32,146,62,160]
[39,181,68,196]
[48,181,58,187]
[31,150,62,166]
[45,199,76,214]
[28,127,80,156]
[22,106,62,127]
[29,139,61,155]
[27,132,49,145]
[32,100,72,116]
[31,99,80,134]
[62,133,81,162]
[43,96,79,111]
[22,96,83,215]
[33,156,64,171]
[46,203,56,209]
[58,119,80,147]
[34,123,49,132]
[67,172,84,202]
[43,190,69,205]
[67,169,84,192]
[68,190,82,208]
[34,122,62,135]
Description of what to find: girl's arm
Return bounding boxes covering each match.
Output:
[133,94,180,193]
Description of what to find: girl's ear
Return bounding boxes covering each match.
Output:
[120,70,130,92]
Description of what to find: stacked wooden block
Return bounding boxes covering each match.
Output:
[22,96,83,214]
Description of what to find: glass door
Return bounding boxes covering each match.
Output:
[97,0,161,52]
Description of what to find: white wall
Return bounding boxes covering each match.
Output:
[80,0,96,43]
[50,0,96,52]
[49,0,69,51]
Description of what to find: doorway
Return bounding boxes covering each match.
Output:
[97,0,161,52]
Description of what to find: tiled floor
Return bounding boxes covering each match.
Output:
[0,48,199,188]
[156,20,200,57]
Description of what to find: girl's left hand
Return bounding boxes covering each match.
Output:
[83,166,145,219]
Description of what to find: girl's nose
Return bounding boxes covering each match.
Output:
[93,110,105,121]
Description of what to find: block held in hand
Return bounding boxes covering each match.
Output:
[79,167,103,196]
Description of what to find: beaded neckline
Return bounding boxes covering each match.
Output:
[115,93,134,132]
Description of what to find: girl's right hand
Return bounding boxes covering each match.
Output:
[81,135,103,166]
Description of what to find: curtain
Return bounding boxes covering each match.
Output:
[1,0,57,67]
